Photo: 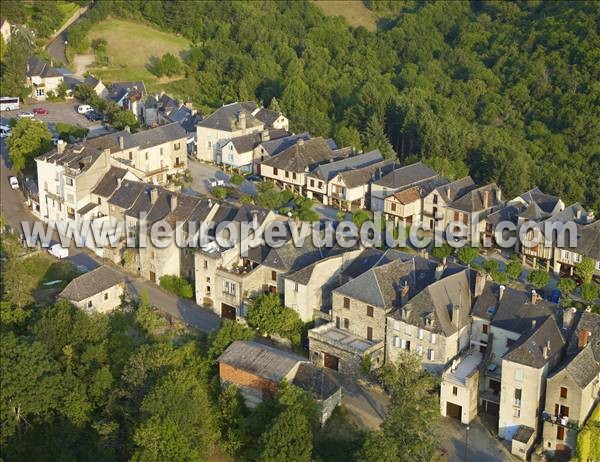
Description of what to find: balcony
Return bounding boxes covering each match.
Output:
[542,412,579,431]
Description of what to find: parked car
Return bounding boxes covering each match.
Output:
[245,174,262,182]
[48,243,69,259]
[33,107,49,115]
[17,111,35,119]
[85,111,103,121]
[0,124,11,138]
[9,176,19,189]
[77,104,93,114]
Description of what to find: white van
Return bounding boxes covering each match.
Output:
[48,243,69,259]
[77,104,93,114]
[0,124,11,138]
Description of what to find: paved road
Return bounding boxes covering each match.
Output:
[439,417,514,462]
[45,5,89,66]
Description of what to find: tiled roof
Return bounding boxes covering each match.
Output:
[107,179,146,210]
[197,101,262,131]
[489,285,556,334]
[261,137,337,172]
[26,57,63,78]
[503,315,565,368]
[374,162,438,189]
[259,132,311,156]
[391,186,421,205]
[520,188,562,214]
[36,142,105,174]
[228,128,289,154]
[59,266,123,302]
[92,166,128,198]
[433,176,476,202]
[552,346,600,388]
[309,149,383,182]
[254,108,285,127]
[338,159,396,189]
[449,183,503,213]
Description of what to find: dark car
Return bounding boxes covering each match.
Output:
[245,174,262,182]
[85,111,103,121]
[33,107,49,115]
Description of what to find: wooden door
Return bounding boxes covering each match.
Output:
[323,353,339,371]
[221,303,236,320]
[150,271,156,283]
[446,402,462,420]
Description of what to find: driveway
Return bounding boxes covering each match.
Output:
[186,160,257,197]
[439,417,514,462]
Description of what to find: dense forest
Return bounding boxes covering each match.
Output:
[2,1,599,209]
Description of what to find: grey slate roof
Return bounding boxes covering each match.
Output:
[520,188,562,214]
[486,204,524,226]
[128,122,186,149]
[309,149,383,182]
[37,142,105,174]
[339,159,396,188]
[218,340,302,383]
[261,239,327,273]
[26,57,63,78]
[197,101,262,131]
[107,180,146,210]
[261,137,336,172]
[59,266,123,302]
[258,132,312,156]
[390,269,472,336]
[92,166,128,198]
[503,315,565,368]
[107,81,146,102]
[434,176,476,202]
[513,426,535,444]
[449,183,503,213]
[562,220,600,260]
[552,346,600,388]
[374,162,438,189]
[341,247,388,280]
[254,108,285,127]
[228,128,289,154]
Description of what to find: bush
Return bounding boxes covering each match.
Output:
[482,259,500,273]
[298,209,320,222]
[239,195,254,205]
[212,186,227,199]
[159,275,194,299]
[457,246,479,265]
[150,52,184,77]
[491,270,509,284]
[352,210,370,228]
[506,260,523,280]
[527,269,550,289]
[557,277,576,297]
[247,293,303,343]
[580,282,600,303]
[230,174,244,186]
[431,243,453,262]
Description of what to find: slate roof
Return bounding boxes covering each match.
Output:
[107,81,146,101]
[503,315,565,368]
[197,101,263,131]
[519,200,546,221]
[338,159,396,189]
[513,426,535,444]
[129,122,186,149]
[471,281,502,321]
[310,149,383,182]
[37,142,105,174]
[227,128,289,154]
[558,220,600,260]
[59,266,123,302]
[374,162,438,189]
[258,132,311,156]
[486,204,524,226]
[261,137,336,172]
[107,180,146,210]
[261,239,327,273]
[520,188,562,214]
[84,75,101,87]
[77,202,98,215]
[552,346,600,388]
[92,166,129,198]
[433,176,477,202]
[254,108,285,127]
[449,183,503,213]
[218,340,302,383]
[231,204,271,227]
[390,269,472,336]
[26,57,63,78]
[566,311,600,360]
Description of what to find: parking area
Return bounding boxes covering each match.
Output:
[186,159,257,197]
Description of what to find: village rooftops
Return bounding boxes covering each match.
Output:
[433,176,477,202]
[36,141,105,174]
[309,323,381,354]
[374,161,438,189]
[107,81,146,102]
[197,101,263,131]
[259,132,312,156]
[59,266,124,302]
[92,166,130,198]
[449,182,503,213]
[444,349,483,385]
[107,179,147,210]
[253,108,285,127]
[26,56,63,78]
[261,137,345,173]
[227,128,290,153]
[519,187,562,215]
[503,315,565,368]
[337,159,397,189]
[309,149,383,182]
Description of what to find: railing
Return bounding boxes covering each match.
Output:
[542,412,579,430]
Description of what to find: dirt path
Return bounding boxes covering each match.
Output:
[73,54,94,77]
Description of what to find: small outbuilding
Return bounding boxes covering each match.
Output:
[59,265,125,313]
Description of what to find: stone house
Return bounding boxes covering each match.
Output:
[220,128,289,172]
[59,265,125,313]
[553,220,600,279]
[83,75,108,99]
[259,137,351,194]
[421,176,476,229]
[440,349,482,424]
[386,268,472,375]
[542,310,600,461]
[106,81,146,121]
[253,132,311,174]
[252,107,289,131]
[26,57,65,100]
[218,340,340,425]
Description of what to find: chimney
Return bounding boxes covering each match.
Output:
[150,187,159,205]
[495,188,501,202]
[483,190,490,209]
[531,289,539,304]
[118,136,124,150]
[400,281,410,305]
[543,340,551,359]
[562,307,577,330]
[57,139,66,154]
[117,177,122,188]
[170,194,178,212]
[531,319,537,330]
[499,284,506,301]
[446,187,451,201]
[578,330,590,349]
[434,263,444,281]
[401,307,410,320]
[261,129,270,142]
[124,125,131,133]
[576,208,582,221]
[452,304,460,328]
[474,271,487,297]
[238,111,246,130]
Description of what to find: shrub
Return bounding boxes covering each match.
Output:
[352,210,370,228]
[491,270,509,284]
[557,278,576,297]
[230,174,244,186]
[457,246,479,265]
[212,186,227,199]
[506,260,523,280]
[159,275,194,299]
[239,195,254,205]
[298,209,320,222]
[580,282,600,303]
[527,269,550,289]
[482,259,500,273]
[431,243,453,262]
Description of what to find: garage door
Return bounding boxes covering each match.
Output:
[446,402,462,420]
[221,303,236,320]
[323,353,339,371]
[484,400,500,416]
[555,444,571,461]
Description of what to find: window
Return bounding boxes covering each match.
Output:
[393,336,400,347]
[145,152,148,160]
[273,167,278,175]
[310,179,315,187]
[418,328,423,339]
[97,197,101,204]
[556,426,565,441]
[292,173,297,180]
[367,327,373,341]
[271,270,277,281]
[343,297,350,309]
[36,88,45,97]
[206,286,211,295]
[482,324,489,334]
[515,369,523,382]
[87,300,92,308]
[335,316,340,328]
[391,203,397,212]
[430,333,437,344]
[206,277,210,283]
[103,293,108,300]
[560,387,568,399]
[174,143,180,151]
[367,305,374,317]
[285,171,289,178]
[514,388,522,407]
[343,318,349,329]
[294,282,299,292]
[428,349,435,361]
[401,339,411,351]
[65,177,73,186]
[514,408,521,418]
[129,152,133,160]
[405,324,412,336]
[160,147,163,156]
[223,281,236,296]
[433,194,438,205]
[203,260,208,269]
[452,386,458,396]
[454,211,459,221]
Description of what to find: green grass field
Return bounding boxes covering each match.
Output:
[312,1,378,31]
[87,18,190,89]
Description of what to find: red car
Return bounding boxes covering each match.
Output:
[33,107,48,115]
